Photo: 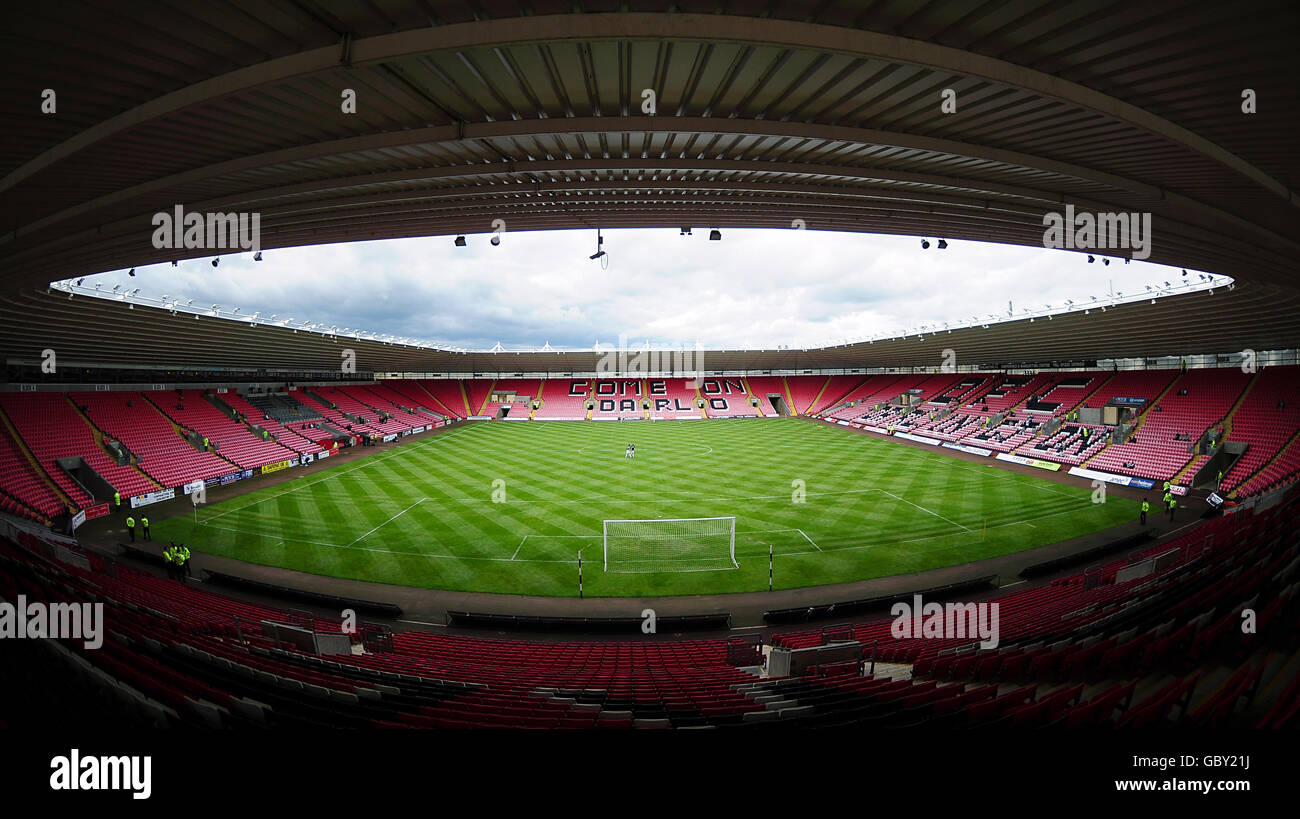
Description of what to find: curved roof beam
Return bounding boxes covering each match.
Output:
[3,13,1292,207]
[12,163,1285,277]
[8,117,1291,258]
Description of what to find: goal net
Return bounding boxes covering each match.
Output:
[603,516,738,573]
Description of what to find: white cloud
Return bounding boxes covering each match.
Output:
[85,228,1214,350]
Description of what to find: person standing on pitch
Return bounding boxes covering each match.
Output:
[1140,498,1149,525]
[125,514,136,543]
[141,515,150,541]
[163,543,177,581]
[1167,497,1177,521]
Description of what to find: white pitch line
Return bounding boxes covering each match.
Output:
[797,528,822,551]
[346,498,428,547]
[505,534,602,540]
[510,535,528,560]
[201,501,1090,565]
[199,522,352,550]
[876,490,973,532]
[774,505,1093,558]
[200,423,479,522]
[198,521,580,563]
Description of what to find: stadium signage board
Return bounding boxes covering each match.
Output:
[83,503,110,521]
[1069,466,1133,485]
[182,479,205,495]
[942,441,994,457]
[895,432,943,446]
[1112,397,1147,405]
[260,460,292,475]
[996,453,1062,472]
[129,488,176,508]
[1067,466,1155,489]
[70,509,87,531]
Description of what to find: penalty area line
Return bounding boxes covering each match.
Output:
[876,489,972,533]
[346,497,429,547]
[796,528,822,551]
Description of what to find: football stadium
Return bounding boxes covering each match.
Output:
[1,0,1298,789]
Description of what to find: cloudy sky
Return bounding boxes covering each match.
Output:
[83,228,1215,350]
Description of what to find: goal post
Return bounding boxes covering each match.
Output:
[603,516,738,573]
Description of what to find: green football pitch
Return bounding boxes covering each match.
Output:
[152,418,1134,598]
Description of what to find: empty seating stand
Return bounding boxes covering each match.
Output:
[75,392,233,488]
[1090,368,1251,481]
[0,427,67,520]
[4,480,1295,730]
[155,390,301,469]
[0,392,156,503]
[533,380,592,420]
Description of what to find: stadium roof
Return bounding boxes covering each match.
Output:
[2,1,1297,371]
[3,280,1295,374]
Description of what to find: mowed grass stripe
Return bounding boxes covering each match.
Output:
[153,419,1133,597]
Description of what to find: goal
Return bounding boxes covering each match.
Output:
[603,516,738,572]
